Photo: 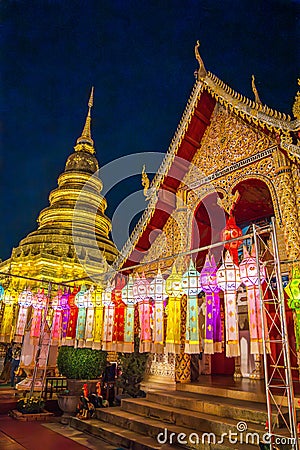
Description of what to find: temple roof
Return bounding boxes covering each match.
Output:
[113,45,300,271]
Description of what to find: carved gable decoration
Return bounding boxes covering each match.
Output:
[191,105,272,177]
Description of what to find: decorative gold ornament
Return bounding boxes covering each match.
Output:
[292,79,300,120]
[141,165,150,198]
[194,40,207,80]
[251,75,262,105]
[217,190,240,215]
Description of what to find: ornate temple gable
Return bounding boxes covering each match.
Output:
[184,104,273,183]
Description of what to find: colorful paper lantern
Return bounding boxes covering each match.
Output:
[112,275,126,352]
[165,265,183,354]
[0,284,4,302]
[216,251,241,357]
[122,275,135,352]
[84,286,96,348]
[60,289,70,344]
[51,289,63,344]
[15,287,33,342]
[92,287,103,350]
[75,285,89,347]
[200,254,222,354]
[65,286,79,346]
[221,215,243,266]
[240,245,268,354]
[149,268,167,353]
[30,289,48,344]
[182,260,201,354]
[285,266,300,351]
[0,288,18,343]
[102,282,114,351]
[133,273,151,352]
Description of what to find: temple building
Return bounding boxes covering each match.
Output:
[0,44,300,445]
[0,88,118,289]
[113,46,300,388]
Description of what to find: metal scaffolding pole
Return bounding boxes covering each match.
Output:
[29,281,52,397]
[253,218,299,449]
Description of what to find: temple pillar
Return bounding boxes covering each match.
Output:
[273,147,300,374]
[291,160,300,224]
[273,147,300,261]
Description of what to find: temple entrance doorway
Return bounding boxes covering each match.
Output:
[191,178,275,379]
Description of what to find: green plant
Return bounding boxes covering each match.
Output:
[117,338,148,397]
[57,346,107,379]
[17,396,45,414]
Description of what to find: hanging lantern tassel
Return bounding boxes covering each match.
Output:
[217,251,241,357]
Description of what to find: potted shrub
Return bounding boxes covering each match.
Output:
[17,395,45,414]
[117,338,148,400]
[57,346,107,422]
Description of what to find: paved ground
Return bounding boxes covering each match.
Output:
[0,385,123,450]
[0,416,121,450]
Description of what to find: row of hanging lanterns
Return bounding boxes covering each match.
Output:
[0,245,281,358]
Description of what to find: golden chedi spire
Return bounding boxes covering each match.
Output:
[75,87,95,153]
[1,89,118,284]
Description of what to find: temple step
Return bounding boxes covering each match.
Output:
[176,380,267,404]
[146,390,277,426]
[120,398,268,436]
[70,415,183,450]
[92,407,259,449]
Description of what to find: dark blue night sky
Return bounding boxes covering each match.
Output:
[0,0,299,261]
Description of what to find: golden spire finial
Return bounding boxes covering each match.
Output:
[292,78,300,120]
[141,164,150,198]
[251,75,262,105]
[75,87,95,153]
[194,40,207,80]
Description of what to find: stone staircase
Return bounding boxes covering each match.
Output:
[69,382,289,449]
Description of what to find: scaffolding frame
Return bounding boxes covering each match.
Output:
[253,217,299,449]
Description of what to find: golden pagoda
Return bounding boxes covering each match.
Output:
[0,88,118,287]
